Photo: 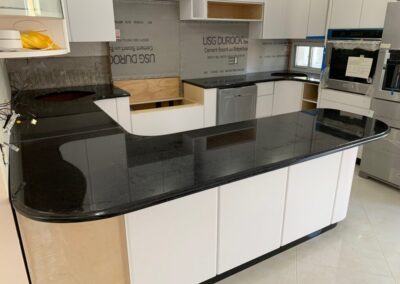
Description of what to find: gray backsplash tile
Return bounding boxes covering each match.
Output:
[6,55,111,91]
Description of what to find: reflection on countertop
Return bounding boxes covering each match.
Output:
[9,85,389,223]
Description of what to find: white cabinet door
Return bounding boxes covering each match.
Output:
[282,152,342,245]
[359,0,392,28]
[329,0,363,29]
[251,0,325,39]
[95,97,132,132]
[204,88,218,127]
[131,105,204,136]
[218,169,288,273]
[286,0,310,39]
[251,0,311,39]
[125,189,218,284]
[332,147,358,223]
[256,82,274,96]
[307,0,329,37]
[272,81,303,116]
[256,95,274,118]
[260,0,288,39]
[66,0,116,42]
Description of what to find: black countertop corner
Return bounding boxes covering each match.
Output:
[182,71,321,89]
[9,84,389,223]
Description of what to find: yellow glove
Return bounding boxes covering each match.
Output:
[21,31,60,50]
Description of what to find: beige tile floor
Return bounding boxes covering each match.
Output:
[218,167,400,284]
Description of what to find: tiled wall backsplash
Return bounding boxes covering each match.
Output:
[111,0,290,80]
[6,1,292,91]
[6,43,111,91]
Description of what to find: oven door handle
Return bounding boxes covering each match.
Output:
[342,83,355,89]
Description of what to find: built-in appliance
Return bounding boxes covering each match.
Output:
[360,2,400,189]
[217,85,257,125]
[324,29,382,95]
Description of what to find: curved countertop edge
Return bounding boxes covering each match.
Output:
[11,117,390,223]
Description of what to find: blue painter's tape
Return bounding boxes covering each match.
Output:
[306,36,325,40]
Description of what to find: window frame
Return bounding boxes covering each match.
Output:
[290,41,325,74]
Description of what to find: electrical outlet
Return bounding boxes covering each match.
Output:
[228,56,238,65]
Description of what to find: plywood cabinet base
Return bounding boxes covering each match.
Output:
[17,214,130,284]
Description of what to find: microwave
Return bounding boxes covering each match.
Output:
[324,29,383,96]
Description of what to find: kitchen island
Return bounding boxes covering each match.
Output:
[10,85,389,284]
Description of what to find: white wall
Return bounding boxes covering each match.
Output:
[0,59,11,195]
[0,59,28,284]
[0,59,11,104]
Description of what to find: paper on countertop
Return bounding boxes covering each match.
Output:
[345,56,373,79]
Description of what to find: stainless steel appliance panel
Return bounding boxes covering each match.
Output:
[360,128,400,188]
[382,2,400,50]
[217,85,257,125]
[324,40,381,95]
[371,99,400,129]
[325,78,372,95]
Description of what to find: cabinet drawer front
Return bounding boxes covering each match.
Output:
[256,82,274,96]
[319,99,374,117]
[320,89,372,109]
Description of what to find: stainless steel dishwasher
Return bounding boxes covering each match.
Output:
[217,85,257,125]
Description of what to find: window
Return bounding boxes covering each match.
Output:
[295,46,310,67]
[291,42,325,73]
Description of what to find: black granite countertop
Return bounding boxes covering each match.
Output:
[9,85,389,223]
[182,71,321,89]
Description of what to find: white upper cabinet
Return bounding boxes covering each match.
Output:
[250,0,328,39]
[307,0,329,37]
[0,0,63,18]
[329,0,392,29]
[286,0,310,39]
[254,0,287,39]
[0,0,70,58]
[359,0,393,28]
[65,0,116,42]
[329,0,363,29]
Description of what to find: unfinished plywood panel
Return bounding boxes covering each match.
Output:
[303,83,319,102]
[17,214,130,284]
[207,2,263,20]
[114,77,181,105]
[183,83,205,104]
[302,100,317,110]
[0,160,29,284]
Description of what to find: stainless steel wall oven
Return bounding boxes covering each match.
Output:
[324,29,382,95]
